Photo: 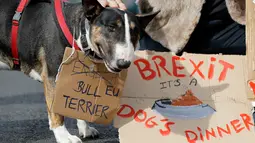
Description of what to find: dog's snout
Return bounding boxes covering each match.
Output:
[116,59,131,69]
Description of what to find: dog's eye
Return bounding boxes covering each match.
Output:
[106,25,116,32]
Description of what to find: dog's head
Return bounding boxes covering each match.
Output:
[79,0,159,73]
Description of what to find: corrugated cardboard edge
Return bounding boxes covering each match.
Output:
[246,0,255,101]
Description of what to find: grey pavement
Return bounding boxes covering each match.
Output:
[0,70,119,143]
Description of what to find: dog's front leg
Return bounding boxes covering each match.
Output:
[77,119,99,139]
[42,71,82,143]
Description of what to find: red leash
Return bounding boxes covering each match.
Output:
[11,0,80,69]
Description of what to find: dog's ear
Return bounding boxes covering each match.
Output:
[82,0,105,21]
[136,10,160,29]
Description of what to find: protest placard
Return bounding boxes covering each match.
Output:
[53,47,127,125]
[114,51,255,143]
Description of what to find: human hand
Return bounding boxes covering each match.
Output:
[97,0,127,10]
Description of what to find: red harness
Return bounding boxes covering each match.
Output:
[11,0,80,70]
[54,0,80,50]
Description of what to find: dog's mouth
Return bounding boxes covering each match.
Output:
[104,61,121,73]
[85,47,103,63]
[85,46,121,73]
[96,45,121,73]
[88,51,102,62]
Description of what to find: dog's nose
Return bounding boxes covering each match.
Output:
[116,59,131,69]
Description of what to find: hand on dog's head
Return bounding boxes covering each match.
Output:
[82,0,159,73]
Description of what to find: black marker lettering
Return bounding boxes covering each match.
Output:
[69,98,78,110]
[174,79,181,86]
[94,86,101,97]
[95,105,102,117]
[160,82,167,89]
[87,85,93,96]
[86,101,93,115]
[73,81,85,92]
[78,99,86,112]
[167,80,173,87]
[189,78,198,86]
[105,85,113,96]
[101,106,109,119]
[63,95,70,108]
[72,61,82,73]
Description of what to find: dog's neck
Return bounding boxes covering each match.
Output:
[61,3,87,47]
[61,3,103,62]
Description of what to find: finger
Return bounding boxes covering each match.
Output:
[118,3,127,10]
[115,0,127,10]
[97,0,108,7]
[107,0,119,8]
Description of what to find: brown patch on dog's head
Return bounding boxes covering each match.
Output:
[91,25,102,47]
[130,21,135,30]
[116,19,122,27]
[131,33,140,48]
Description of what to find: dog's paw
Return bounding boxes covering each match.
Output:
[79,126,99,138]
[53,125,82,143]
[77,119,99,138]
[58,135,82,143]
[29,69,43,82]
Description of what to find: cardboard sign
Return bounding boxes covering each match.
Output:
[53,47,127,125]
[114,51,255,143]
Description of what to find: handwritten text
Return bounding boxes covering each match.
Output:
[134,56,234,82]
[117,104,254,142]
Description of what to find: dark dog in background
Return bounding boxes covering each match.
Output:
[136,0,245,55]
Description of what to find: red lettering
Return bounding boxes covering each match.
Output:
[248,81,255,95]
[208,57,216,79]
[134,110,147,122]
[185,130,198,143]
[159,119,175,136]
[190,60,205,79]
[152,55,172,77]
[134,59,156,80]
[205,128,216,141]
[218,60,234,82]
[217,124,231,138]
[240,113,254,131]
[172,56,186,77]
[230,119,245,133]
[197,127,204,141]
[117,104,135,118]
[145,116,158,128]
